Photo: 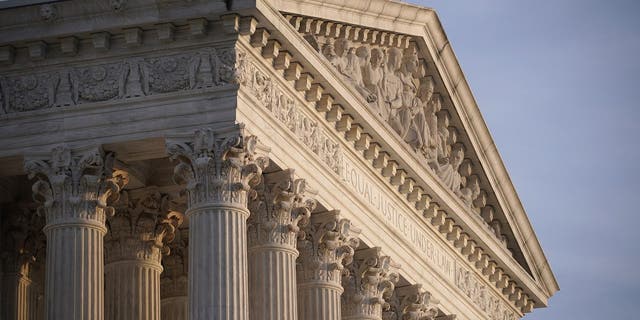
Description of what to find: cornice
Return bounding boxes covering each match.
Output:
[240,0,557,312]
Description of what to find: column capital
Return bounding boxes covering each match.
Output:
[297,210,360,286]
[24,145,127,229]
[0,202,45,276]
[342,247,400,319]
[383,284,440,320]
[248,169,317,249]
[105,186,184,264]
[165,125,269,211]
[161,227,188,299]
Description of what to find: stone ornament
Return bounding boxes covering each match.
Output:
[248,169,317,249]
[383,284,440,320]
[160,226,188,299]
[342,247,400,320]
[105,187,184,264]
[287,16,513,252]
[0,47,238,114]
[166,125,269,210]
[295,19,497,214]
[24,145,127,227]
[236,49,344,176]
[297,210,361,284]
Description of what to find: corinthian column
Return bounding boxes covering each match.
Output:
[160,226,189,320]
[24,145,127,320]
[342,248,400,320]
[382,284,440,320]
[247,169,317,320]
[0,203,45,320]
[166,126,269,320]
[104,187,184,320]
[296,211,361,320]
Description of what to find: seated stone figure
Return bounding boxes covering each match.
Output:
[436,143,465,194]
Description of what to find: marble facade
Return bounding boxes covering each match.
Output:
[0,0,558,319]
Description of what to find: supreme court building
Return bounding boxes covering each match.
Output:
[0,0,558,319]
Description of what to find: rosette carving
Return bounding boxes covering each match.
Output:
[24,145,128,227]
[105,187,184,264]
[247,169,317,249]
[383,284,440,320]
[296,210,360,284]
[166,126,269,209]
[342,247,400,319]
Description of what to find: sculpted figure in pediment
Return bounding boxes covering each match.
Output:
[361,46,385,114]
[437,143,464,194]
[382,48,404,125]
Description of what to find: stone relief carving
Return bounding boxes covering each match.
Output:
[0,47,238,113]
[455,264,516,320]
[105,187,184,263]
[296,210,361,284]
[383,284,440,320]
[165,127,269,208]
[161,226,188,299]
[237,49,344,176]
[24,145,128,226]
[342,247,400,319]
[297,25,513,250]
[247,170,317,249]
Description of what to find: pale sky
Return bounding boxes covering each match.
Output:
[409,0,640,319]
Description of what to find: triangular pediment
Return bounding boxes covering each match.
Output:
[260,0,557,304]
[286,12,532,270]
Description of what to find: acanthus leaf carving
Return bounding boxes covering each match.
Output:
[247,169,317,249]
[24,145,128,228]
[296,210,361,285]
[383,284,440,320]
[342,247,400,319]
[105,186,185,264]
[166,126,269,210]
[161,226,188,299]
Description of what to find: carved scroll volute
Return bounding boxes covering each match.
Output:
[165,125,270,210]
[297,210,361,284]
[248,169,317,249]
[24,145,128,228]
[342,247,400,318]
[105,186,185,263]
[397,284,440,320]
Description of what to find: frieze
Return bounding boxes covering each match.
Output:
[236,48,343,176]
[455,263,517,320]
[340,154,517,319]
[0,47,238,114]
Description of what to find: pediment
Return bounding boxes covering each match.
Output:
[285,12,532,271]
[258,0,558,304]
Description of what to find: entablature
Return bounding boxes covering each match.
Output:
[231,0,557,313]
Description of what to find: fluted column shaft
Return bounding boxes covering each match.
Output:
[247,170,316,320]
[104,187,183,320]
[297,282,342,320]
[248,246,298,320]
[296,211,360,320]
[161,296,188,320]
[1,271,38,320]
[105,260,162,319]
[24,146,126,320]
[189,206,250,319]
[166,127,268,320]
[44,224,106,320]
